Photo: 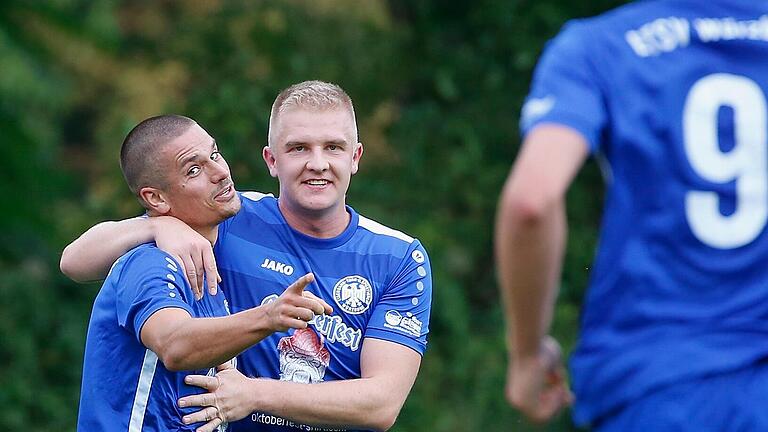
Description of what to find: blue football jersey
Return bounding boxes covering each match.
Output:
[78,243,231,431]
[521,0,768,426]
[214,192,432,432]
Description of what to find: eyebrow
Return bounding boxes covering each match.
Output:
[178,139,217,167]
[284,139,347,148]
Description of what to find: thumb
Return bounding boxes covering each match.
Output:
[285,273,315,295]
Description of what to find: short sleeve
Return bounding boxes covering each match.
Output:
[520,20,607,153]
[366,240,432,355]
[114,248,195,343]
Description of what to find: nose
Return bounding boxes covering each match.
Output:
[305,147,329,172]
[210,157,230,182]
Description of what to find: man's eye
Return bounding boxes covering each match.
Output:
[293,145,305,152]
[327,145,338,151]
[188,166,201,176]
[211,151,221,161]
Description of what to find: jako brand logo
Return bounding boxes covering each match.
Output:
[260,258,294,276]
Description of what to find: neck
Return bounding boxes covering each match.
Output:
[190,224,219,245]
[278,200,350,238]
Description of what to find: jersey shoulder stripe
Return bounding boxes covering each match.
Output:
[358,215,414,244]
[241,191,274,202]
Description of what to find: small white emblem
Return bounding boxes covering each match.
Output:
[332,275,373,315]
[411,250,425,263]
[260,294,279,306]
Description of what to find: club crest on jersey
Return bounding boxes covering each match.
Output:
[332,275,373,315]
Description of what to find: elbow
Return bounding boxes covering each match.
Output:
[157,343,196,372]
[60,245,87,282]
[498,188,557,228]
[365,404,401,431]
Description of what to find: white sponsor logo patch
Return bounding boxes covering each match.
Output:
[332,275,373,315]
[260,258,294,276]
[383,310,423,337]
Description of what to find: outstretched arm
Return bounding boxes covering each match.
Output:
[495,124,588,422]
[60,216,218,297]
[141,274,333,372]
[180,338,421,432]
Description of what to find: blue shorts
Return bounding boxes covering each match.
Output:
[594,362,768,432]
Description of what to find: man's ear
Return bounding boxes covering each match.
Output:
[139,187,171,215]
[263,145,278,178]
[351,142,364,175]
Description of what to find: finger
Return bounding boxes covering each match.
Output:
[172,254,192,294]
[196,416,224,432]
[285,305,315,322]
[284,273,314,295]
[202,247,219,296]
[196,417,223,432]
[182,406,218,425]
[293,295,329,316]
[302,292,333,315]
[216,361,234,371]
[282,317,308,330]
[180,254,201,300]
[192,250,205,297]
[184,374,219,391]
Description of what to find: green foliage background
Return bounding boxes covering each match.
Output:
[0,1,628,430]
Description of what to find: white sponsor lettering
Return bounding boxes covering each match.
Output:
[251,413,345,431]
[694,15,768,43]
[383,310,422,337]
[310,314,362,351]
[260,258,294,276]
[625,17,690,57]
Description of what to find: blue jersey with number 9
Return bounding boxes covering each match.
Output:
[521,0,768,426]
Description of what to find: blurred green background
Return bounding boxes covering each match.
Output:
[0,0,629,430]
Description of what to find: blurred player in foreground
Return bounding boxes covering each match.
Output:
[496,1,768,430]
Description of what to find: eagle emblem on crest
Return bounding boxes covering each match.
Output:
[332,275,373,314]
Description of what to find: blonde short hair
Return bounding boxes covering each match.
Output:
[268,80,358,147]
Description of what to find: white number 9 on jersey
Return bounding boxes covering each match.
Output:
[683,73,768,249]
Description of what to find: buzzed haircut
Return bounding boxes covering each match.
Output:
[268,80,358,147]
[120,114,196,204]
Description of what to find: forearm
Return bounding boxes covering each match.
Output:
[496,186,566,360]
[60,217,155,282]
[250,377,402,431]
[159,307,274,371]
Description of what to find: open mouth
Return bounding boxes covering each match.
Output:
[303,179,330,187]
[214,184,234,200]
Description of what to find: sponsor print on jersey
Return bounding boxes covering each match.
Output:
[332,275,373,315]
[383,310,422,338]
[260,295,363,351]
[278,328,330,384]
[310,314,362,351]
[260,258,295,275]
[250,412,347,431]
